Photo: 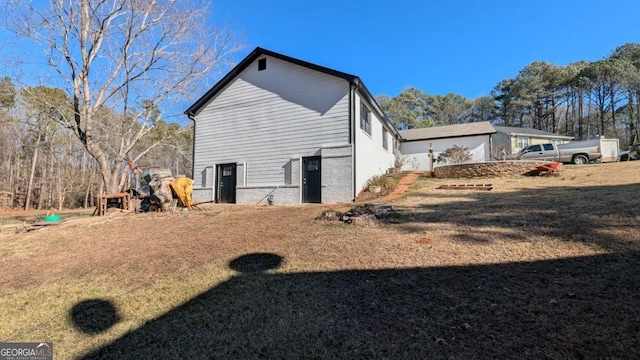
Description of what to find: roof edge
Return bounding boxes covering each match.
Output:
[501,131,573,139]
[184,47,358,116]
[354,80,402,139]
[402,131,497,142]
[494,126,574,139]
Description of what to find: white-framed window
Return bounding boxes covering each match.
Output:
[551,139,562,145]
[516,137,530,149]
[382,127,389,150]
[360,102,371,135]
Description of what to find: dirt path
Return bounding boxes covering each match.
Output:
[380,171,424,201]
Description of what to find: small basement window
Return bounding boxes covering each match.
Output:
[258,58,267,71]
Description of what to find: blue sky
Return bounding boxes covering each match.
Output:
[212,0,640,99]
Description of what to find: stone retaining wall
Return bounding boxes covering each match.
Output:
[433,161,553,178]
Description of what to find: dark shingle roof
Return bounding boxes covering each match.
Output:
[399,122,496,141]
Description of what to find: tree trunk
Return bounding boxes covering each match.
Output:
[518,112,524,128]
[636,89,640,141]
[597,88,607,136]
[578,91,584,140]
[84,181,91,208]
[551,98,557,133]
[9,150,16,206]
[610,86,617,137]
[56,167,64,211]
[36,181,44,210]
[564,97,570,135]
[627,89,635,144]
[24,133,41,211]
[37,137,52,210]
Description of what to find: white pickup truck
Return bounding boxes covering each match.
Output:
[514,141,603,164]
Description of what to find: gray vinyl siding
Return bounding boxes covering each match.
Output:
[193,55,350,188]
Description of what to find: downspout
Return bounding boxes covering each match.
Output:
[187,112,196,182]
[349,82,356,201]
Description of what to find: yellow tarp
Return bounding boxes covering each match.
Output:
[170,177,194,209]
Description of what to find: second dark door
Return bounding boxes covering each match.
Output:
[216,163,236,204]
[302,156,321,203]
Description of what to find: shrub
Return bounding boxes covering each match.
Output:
[437,145,472,164]
[394,156,408,171]
[365,174,399,190]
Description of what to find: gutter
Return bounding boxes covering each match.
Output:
[401,132,497,142]
[349,82,356,201]
[508,132,573,139]
[187,112,196,185]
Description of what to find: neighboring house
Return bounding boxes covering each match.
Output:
[493,126,573,157]
[398,122,496,170]
[185,47,400,205]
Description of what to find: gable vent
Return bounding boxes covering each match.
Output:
[258,58,267,71]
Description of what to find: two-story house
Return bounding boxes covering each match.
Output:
[185,47,400,205]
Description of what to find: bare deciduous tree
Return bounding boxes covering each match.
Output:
[6,0,241,193]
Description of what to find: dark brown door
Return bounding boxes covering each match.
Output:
[216,164,236,203]
[302,156,321,203]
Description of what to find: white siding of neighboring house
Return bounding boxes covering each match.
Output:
[399,135,491,170]
[354,94,396,193]
[192,55,352,204]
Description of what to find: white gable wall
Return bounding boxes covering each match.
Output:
[354,94,396,193]
[399,135,491,170]
[192,55,353,204]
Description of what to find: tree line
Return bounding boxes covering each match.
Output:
[0,0,239,210]
[377,43,640,149]
[0,78,193,210]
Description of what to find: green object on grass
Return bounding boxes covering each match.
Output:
[44,214,62,222]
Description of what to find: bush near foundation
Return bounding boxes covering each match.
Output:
[365,174,399,190]
[437,145,472,164]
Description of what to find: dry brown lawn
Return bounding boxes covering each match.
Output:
[1,161,639,359]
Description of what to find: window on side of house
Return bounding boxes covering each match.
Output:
[517,137,530,149]
[551,139,562,145]
[360,102,371,136]
[382,127,389,150]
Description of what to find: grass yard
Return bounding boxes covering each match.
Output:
[1,161,640,359]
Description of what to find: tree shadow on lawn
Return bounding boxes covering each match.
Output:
[77,252,640,359]
[392,183,640,251]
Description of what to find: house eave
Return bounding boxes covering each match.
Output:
[402,132,496,142]
[504,132,573,139]
[353,80,402,139]
[184,47,360,117]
